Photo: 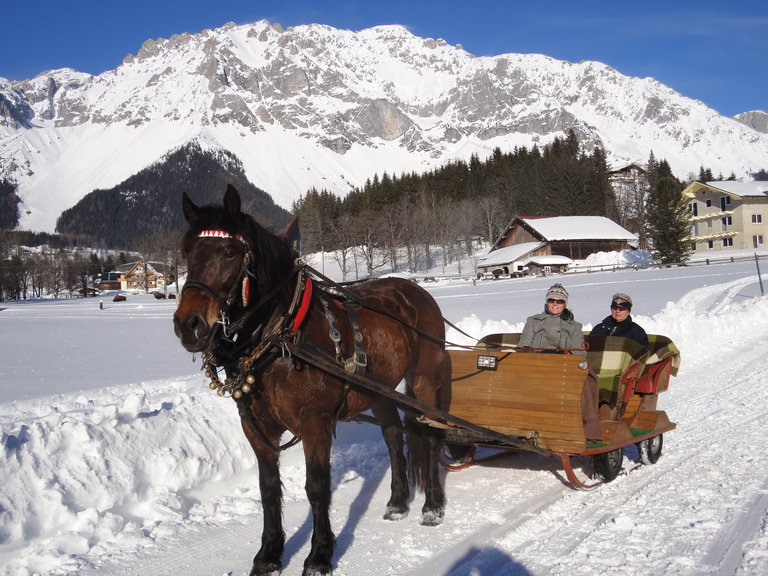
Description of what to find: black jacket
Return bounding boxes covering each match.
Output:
[589,314,649,348]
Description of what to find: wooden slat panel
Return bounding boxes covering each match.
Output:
[629,410,671,432]
[445,349,589,452]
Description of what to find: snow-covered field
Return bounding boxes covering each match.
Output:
[2,251,768,575]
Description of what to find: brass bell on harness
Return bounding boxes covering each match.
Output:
[246,374,256,385]
[242,383,252,394]
[209,381,218,390]
[233,389,243,399]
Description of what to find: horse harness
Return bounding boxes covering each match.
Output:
[183,229,370,450]
[193,269,368,398]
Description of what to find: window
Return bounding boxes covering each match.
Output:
[707,220,713,228]
[707,240,714,249]
[720,196,732,210]
[690,203,698,216]
[723,237,733,247]
[705,199,712,208]
[752,214,763,224]
[754,235,764,248]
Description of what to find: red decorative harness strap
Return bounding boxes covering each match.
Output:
[291,275,313,333]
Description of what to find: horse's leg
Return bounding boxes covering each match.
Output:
[407,349,449,526]
[301,414,336,576]
[239,414,285,576]
[250,448,285,575]
[371,403,409,520]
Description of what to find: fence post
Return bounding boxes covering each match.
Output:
[756,253,765,296]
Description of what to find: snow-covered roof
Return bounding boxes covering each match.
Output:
[527,255,573,265]
[522,216,637,242]
[478,242,544,267]
[704,181,768,197]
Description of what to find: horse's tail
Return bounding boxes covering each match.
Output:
[405,415,442,492]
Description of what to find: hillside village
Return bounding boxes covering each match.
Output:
[2,166,767,301]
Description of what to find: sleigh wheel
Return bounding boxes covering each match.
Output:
[593,447,623,482]
[637,434,663,465]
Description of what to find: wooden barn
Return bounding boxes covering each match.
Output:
[478,216,637,276]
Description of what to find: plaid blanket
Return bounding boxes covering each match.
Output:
[584,335,647,402]
[645,334,681,377]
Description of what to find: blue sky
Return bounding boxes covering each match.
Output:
[1,0,765,117]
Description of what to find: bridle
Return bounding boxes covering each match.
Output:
[180,229,259,337]
[181,228,308,341]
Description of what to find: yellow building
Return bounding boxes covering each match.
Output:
[684,181,768,252]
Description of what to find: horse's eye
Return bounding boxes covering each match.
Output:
[224,250,237,259]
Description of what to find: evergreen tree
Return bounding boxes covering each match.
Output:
[697,166,714,182]
[646,160,690,264]
[0,179,20,230]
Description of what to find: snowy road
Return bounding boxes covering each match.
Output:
[2,260,768,575]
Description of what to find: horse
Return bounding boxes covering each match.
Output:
[173,185,450,576]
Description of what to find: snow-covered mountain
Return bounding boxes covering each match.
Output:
[2,20,767,233]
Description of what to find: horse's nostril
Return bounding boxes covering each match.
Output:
[174,313,207,343]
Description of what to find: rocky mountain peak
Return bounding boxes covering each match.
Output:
[735,110,768,134]
[1,20,767,233]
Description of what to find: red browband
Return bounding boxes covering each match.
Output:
[198,230,248,244]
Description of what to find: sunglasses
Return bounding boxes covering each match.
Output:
[547,299,566,305]
[610,304,628,311]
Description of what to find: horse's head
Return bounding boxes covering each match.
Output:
[173,185,292,354]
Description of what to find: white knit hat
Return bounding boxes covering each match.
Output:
[545,283,569,304]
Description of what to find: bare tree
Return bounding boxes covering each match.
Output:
[395,196,424,273]
[328,214,356,281]
[380,203,403,272]
[613,176,651,249]
[434,198,462,274]
[355,210,388,278]
[413,186,437,270]
[478,196,507,245]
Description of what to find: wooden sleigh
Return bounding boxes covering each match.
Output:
[438,333,681,488]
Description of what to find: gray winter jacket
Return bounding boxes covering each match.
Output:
[519,309,586,355]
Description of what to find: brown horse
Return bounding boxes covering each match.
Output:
[173,185,450,576]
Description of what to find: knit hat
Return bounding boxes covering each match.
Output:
[545,283,569,304]
[612,293,633,310]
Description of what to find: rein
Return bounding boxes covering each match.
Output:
[301,263,480,348]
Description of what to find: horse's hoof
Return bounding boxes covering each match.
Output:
[250,561,282,576]
[421,507,444,526]
[302,561,332,575]
[383,504,409,521]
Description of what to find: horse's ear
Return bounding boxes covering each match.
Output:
[181,192,198,223]
[223,185,242,220]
